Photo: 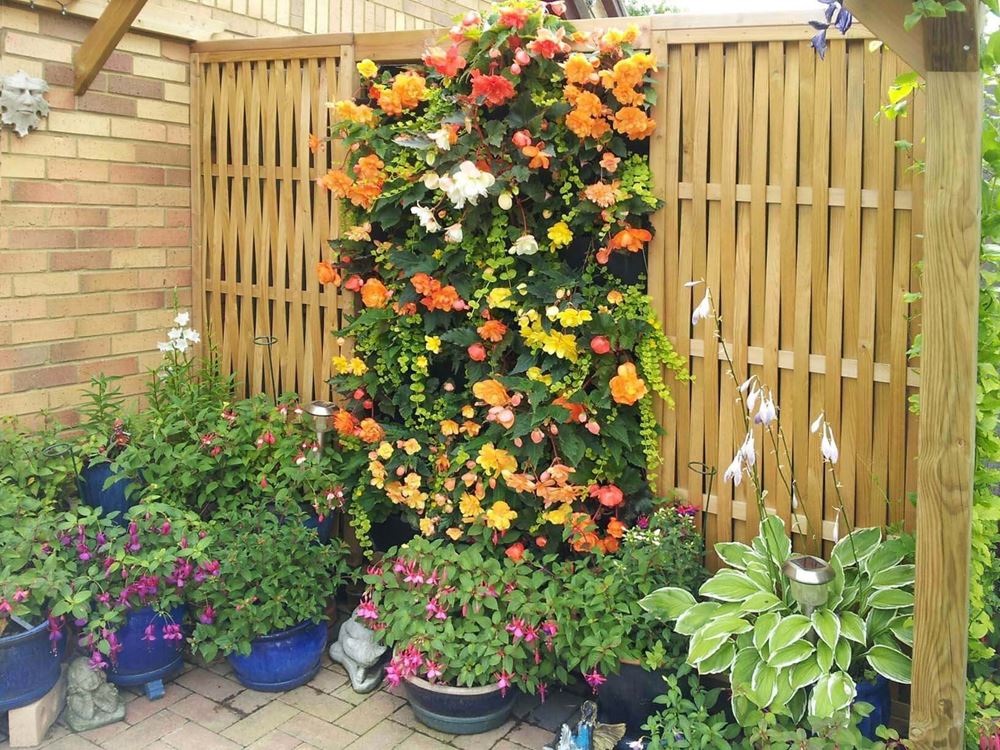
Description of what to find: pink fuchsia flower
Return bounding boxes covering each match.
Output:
[198,606,216,625]
[496,671,513,697]
[47,616,63,642]
[356,599,379,621]
[0,599,11,614]
[584,668,606,692]
[385,661,403,688]
[159,521,171,535]
[162,623,183,641]
[425,599,448,621]
[142,624,157,642]
[88,651,108,670]
[13,589,28,603]
[538,682,548,702]
[506,618,528,641]
[676,505,699,517]
[424,660,443,682]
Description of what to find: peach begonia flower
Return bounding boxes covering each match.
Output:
[609,362,648,405]
[473,379,511,407]
[360,277,390,308]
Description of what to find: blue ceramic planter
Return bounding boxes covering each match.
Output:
[403,675,516,735]
[0,619,62,711]
[78,462,136,525]
[106,605,186,698]
[303,512,335,544]
[227,620,327,691]
[855,676,890,740]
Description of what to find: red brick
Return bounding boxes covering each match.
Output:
[48,207,108,227]
[79,271,138,293]
[49,250,111,271]
[43,62,75,87]
[137,227,189,246]
[77,228,136,248]
[104,51,133,74]
[107,75,164,99]
[3,228,76,249]
[51,339,111,362]
[165,209,192,227]
[10,181,77,203]
[109,290,164,312]
[3,251,49,273]
[39,12,89,42]
[13,365,78,392]
[164,168,190,186]
[0,345,49,370]
[52,409,82,428]
[134,144,188,166]
[110,164,165,185]
[77,92,137,117]
[80,357,137,379]
[45,87,76,110]
[76,185,136,205]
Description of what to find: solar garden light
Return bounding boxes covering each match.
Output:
[304,400,337,451]
[782,554,835,617]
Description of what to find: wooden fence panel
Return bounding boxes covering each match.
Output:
[191,17,923,551]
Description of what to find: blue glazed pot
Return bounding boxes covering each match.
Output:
[403,675,517,735]
[303,512,335,544]
[0,619,62,711]
[597,660,670,742]
[106,605,186,688]
[227,620,327,691]
[855,676,890,740]
[77,462,137,525]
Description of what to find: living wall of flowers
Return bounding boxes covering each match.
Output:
[314,0,686,561]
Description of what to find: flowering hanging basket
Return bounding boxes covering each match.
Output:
[402,672,517,735]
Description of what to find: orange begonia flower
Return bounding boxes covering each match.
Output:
[333,410,358,436]
[608,227,652,253]
[356,418,385,443]
[610,362,648,405]
[361,278,390,308]
[607,517,626,538]
[522,143,550,170]
[317,261,341,286]
[308,133,322,154]
[478,319,508,343]
[612,106,656,140]
[584,181,617,208]
[552,396,585,424]
[472,379,511,408]
[564,53,598,86]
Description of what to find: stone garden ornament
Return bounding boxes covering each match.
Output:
[328,607,387,693]
[64,656,126,731]
[0,70,49,137]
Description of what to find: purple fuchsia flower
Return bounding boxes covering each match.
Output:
[356,599,379,621]
[159,521,171,535]
[104,630,123,661]
[88,651,108,670]
[162,623,183,641]
[97,592,112,606]
[496,671,513,698]
[584,668,606,693]
[76,543,92,562]
[676,505,699,517]
[198,606,215,625]
[142,624,157,642]
[424,660,443,682]
[96,532,108,546]
[13,589,28,603]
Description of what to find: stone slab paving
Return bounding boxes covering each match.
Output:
[0,656,578,750]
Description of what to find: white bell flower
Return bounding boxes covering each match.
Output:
[509,234,539,256]
[444,223,463,243]
[443,160,495,208]
[410,204,441,233]
[428,127,452,151]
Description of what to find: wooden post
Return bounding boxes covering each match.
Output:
[908,4,981,747]
[73,0,149,95]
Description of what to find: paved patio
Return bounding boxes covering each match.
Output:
[0,656,580,750]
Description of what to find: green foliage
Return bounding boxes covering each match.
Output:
[188,509,351,661]
[643,664,742,749]
[903,0,969,31]
[640,517,915,730]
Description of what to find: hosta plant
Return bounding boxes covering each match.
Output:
[640,516,915,729]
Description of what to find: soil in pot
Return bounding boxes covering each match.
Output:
[227,619,327,692]
[403,675,517,735]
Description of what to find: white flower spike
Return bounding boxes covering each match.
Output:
[755,395,777,426]
[723,453,743,486]
[740,431,757,468]
[821,425,839,464]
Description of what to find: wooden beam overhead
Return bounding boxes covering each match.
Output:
[843,0,926,75]
[73,0,150,95]
[922,0,980,72]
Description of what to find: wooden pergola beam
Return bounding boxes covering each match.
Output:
[843,1,982,748]
[73,0,149,95]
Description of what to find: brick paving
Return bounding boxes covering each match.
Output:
[0,656,578,750]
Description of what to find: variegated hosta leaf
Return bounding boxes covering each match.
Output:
[699,569,765,602]
[731,646,759,688]
[811,609,841,650]
[816,639,835,672]
[862,536,909,576]
[826,555,846,610]
[639,586,696,620]
[687,630,730,665]
[753,611,780,656]
[888,616,914,648]
[698,615,754,640]
[769,614,812,653]
[714,541,759,570]
[697,641,737,675]
[740,591,783,613]
[767,640,814,669]
[840,610,867,645]
[674,601,722,636]
[832,527,882,568]
[834,638,853,672]
[867,588,915,610]
[867,607,896,637]
[865,644,912,684]
[753,515,791,566]
[870,564,915,590]
[789,654,824,692]
[751,662,779,708]
[809,672,856,719]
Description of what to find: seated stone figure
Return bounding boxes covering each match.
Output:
[329,608,387,693]
[64,657,126,731]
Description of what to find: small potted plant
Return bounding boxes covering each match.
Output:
[188,508,350,690]
[56,501,215,699]
[362,537,561,735]
[548,505,705,741]
[76,375,138,523]
[0,482,70,711]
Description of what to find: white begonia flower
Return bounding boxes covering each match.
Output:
[184,329,201,343]
[691,290,712,325]
[428,127,452,151]
[498,191,513,211]
[167,327,184,340]
[545,305,560,320]
[410,204,441,233]
[444,223,463,243]
[509,234,539,256]
[174,311,190,326]
[723,453,743,486]
[821,425,839,464]
[443,160,495,208]
[423,172,440,190]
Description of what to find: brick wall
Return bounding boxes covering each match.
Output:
[0,5,194,428]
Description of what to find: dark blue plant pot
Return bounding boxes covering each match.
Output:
[855,676,890,740]
[227,619,327,691]
[0,619,62,711]
[77,462,137,525]
[403,675,517,735]
[597,660,670,743]
[303,512,335,544]
[106,605,186,689]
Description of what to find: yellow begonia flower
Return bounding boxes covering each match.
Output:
[476,443,517,477]
[445,527,463,540]
[487,288,514,309]
[402,438,421,455]
[542,330,578,361]
[557,308,593,328]
[607,290,624,305]
[460,492,483,521]
[377,442,394,460]
[526,367,552,385]
[332,356,368,375]
[485,500,518,532]
[425,336,442,353]
[544,503,574,525]
[404,472,422,489]
[440,419,460,436]
[414,355,428,372]
[357,59,378,78]
[461,405,476,419]
[419,517,436,536]
[547,221,573,249]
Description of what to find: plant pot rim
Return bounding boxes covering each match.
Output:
[405,674,506,697]
[0,617,48,646]
[250,618,323,643]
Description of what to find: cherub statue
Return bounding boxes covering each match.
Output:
[64,656,126,731]
[0,70,49,137]
[545,701,627,750]
[328,607,387,693]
